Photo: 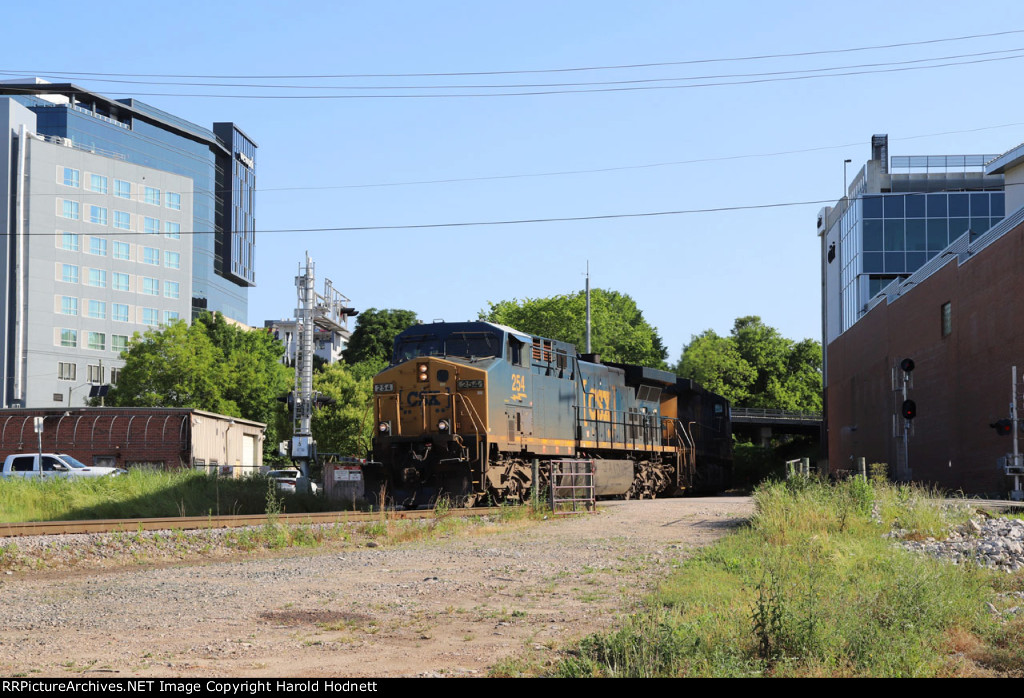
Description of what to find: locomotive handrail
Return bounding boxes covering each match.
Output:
[575,406,662,451]
[452,392,485,440]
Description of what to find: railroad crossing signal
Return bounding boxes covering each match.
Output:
[992,419,1014,436]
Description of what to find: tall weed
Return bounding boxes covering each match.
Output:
[558,478,1001,678]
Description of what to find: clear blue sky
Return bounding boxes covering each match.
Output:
[7,1,1024,360]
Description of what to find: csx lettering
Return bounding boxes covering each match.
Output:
[407,392,441,406]
[587,388,612,422]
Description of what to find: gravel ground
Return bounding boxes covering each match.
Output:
[0,496,753,678]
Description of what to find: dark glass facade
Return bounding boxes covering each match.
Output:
[213,123,257,288]
[860,192,1005,275]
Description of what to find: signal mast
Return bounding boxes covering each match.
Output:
[290,253,357,477]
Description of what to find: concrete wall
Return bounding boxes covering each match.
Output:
[18,134,193,408]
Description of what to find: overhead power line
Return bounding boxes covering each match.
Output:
[5,46,1024,92]
[5,52,1017,99]
[4,28,1023,79]
[32,120,1024,200]
[33,182,1018,238]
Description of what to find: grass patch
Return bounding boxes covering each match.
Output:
[0,469,334,522]
[552,477,1012,678]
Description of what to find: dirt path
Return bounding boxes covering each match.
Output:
[0,496,753,678]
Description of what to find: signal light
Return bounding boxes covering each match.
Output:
[900,358,915,373]
[901,399,917,420]
[417,363,429,382]
[991,419,1013,436]
[378,421,391,435]
[437,419,449,432]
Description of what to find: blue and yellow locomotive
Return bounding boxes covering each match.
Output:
[365,320,731,507]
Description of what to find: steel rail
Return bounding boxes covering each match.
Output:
[0,506,504,538]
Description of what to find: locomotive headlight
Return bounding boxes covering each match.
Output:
[417,363,429,382]
[378,421,391,435]
[437,419,449,432]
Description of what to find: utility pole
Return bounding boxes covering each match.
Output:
[585,262,591,355]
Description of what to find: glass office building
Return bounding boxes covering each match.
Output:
[822,137,1004,340]
[0,81,255,323]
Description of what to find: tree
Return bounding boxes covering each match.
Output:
[342,308,418,366]
[676,316,822,411]
[105,312,293,453]
[311,362,375,457]
[104,320,230,412]
[480,289,668,368]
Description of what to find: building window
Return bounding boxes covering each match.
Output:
[87,364,104,383]
[113,241,130,260]
[164,221,180,239]
[61,233,79,252]
[166,192,181,210]
[58,362,77,381]
[88,269,107,288]
[112,303,130,322]
[62,200,80,220]
[112,272,130,292]
[164,280,180,299]
[142,277,159,296]
[87,332,106,351]
[88,300,106,320]
[114,179,131,199]
[143,247,160,265]
[164,251,180,269]
[62,167,80,188]
[90,174,108,194]
[110,367,121,385]
[111,335,129,354]
[164,310,179,323]
[88,237,107,256]
[941,302,952,337]
[89,206,108,226]
[59,329,77,348]
[114,211,131,230]
[61,264,79,284]
[60,296,78,316]
[144,217,160,235]
[142,308,158,325]
[144,187,161,206]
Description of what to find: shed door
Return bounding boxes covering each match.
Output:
[242,435,257,466]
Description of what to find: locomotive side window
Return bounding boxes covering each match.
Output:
[508,337,526,366]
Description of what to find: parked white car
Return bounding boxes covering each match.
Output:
[266,469,318,495]
[1,453,127,478]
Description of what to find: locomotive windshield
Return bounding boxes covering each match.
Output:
[393,329,503,363]
[445,332,501,359]
[393,333,443,363]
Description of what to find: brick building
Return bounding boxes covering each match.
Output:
[822,138,1024,495]
[0,408,265,476]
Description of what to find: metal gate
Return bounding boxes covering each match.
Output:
[549,459,595,515]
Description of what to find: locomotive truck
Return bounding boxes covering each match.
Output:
[363,320,731,508]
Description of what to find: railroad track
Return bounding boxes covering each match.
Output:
[0,506,504,538]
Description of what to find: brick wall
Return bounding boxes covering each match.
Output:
[826,222,1024,495]
[0,408,192,470]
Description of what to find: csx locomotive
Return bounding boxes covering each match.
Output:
[364,320,731,507]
